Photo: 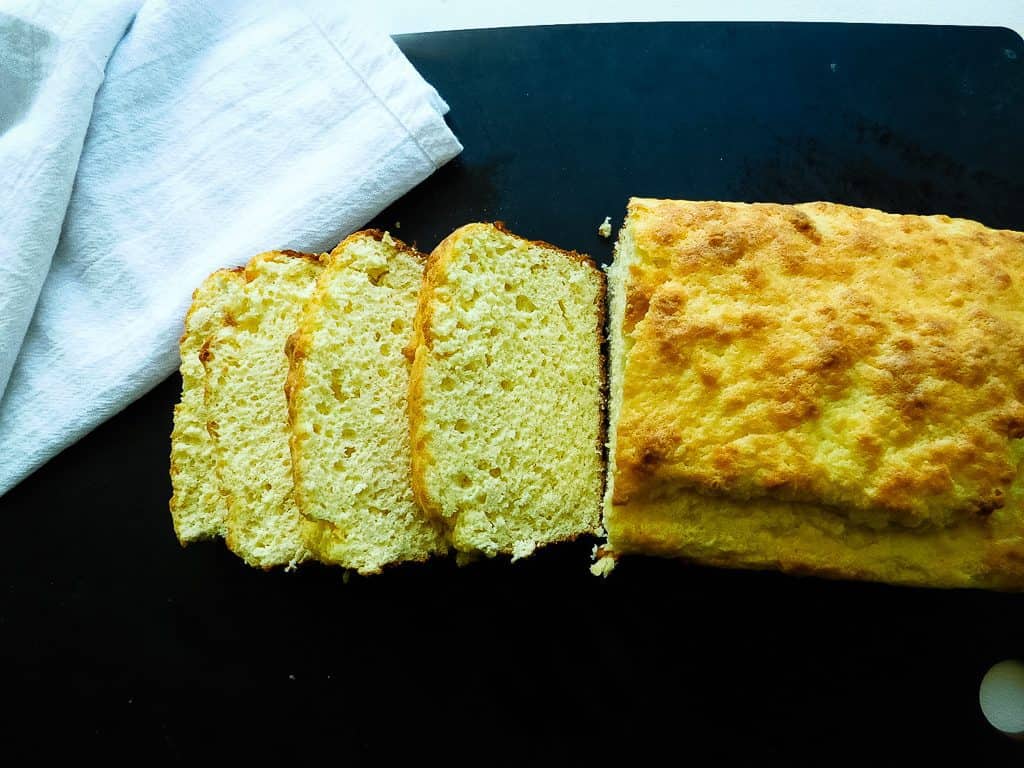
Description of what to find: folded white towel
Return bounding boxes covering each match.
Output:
[0,0,462,495]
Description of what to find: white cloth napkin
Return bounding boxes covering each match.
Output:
[0,0,462,496]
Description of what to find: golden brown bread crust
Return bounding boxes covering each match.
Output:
[406,227,459,521]
[353,229,428,263]
[608,199,1024,589]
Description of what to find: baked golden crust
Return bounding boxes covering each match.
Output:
[606,199,1024,589]
[405,226,455,522]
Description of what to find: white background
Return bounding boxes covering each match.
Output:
[369,0,1024,38]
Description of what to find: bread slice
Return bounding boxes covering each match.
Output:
[407,223,606,559]
[286,231,447,573]
[169,268,246,543]
[604,198,1024,589]
[203,250,337,568]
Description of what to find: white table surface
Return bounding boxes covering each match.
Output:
[369,0,1024,39]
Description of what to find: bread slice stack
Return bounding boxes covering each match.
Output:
[169,225,605,572]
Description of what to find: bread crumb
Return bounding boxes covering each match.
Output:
[590,555,616,577]
[395,221,401,229]
[598,216,612,238]
[590,543,617,577]
[511,539,538,562]
[455,551,479,567]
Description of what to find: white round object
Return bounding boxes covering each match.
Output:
[980,660,1024,736]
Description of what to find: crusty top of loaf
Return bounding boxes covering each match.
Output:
[615,198,1024,530]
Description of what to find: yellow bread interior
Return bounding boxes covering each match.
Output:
[287,231,447,574]
[605,199,1024,589]
[203,250,339,569]
[408,223,606,558]
[169,268,246,543]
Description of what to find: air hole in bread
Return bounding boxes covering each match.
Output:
[515,294,536,312]
[367,267,389,286]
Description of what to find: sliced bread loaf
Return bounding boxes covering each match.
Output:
[203,250,334,568]
[169,267,246,543]
[286,231,447,574]
[407,223,606,559]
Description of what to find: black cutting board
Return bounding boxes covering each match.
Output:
[2,23,1022,762]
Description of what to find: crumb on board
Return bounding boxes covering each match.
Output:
[590,543,617,577]
[590,555,616,578]
[598,216,612,238]
[395,221,401,229]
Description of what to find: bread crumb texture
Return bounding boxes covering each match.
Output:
[203,251,339,568]
[409,223,606,557]
[169,268,245,543]
[287,231,446,574]
[606,199,1024,589]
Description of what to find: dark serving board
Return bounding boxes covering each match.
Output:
[3,23,1023,762]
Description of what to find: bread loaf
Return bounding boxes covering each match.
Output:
[603,198,1024,589]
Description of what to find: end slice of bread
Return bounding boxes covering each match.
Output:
[408,223,606,558]
[203,250,330,568]
[169,268,246,543]
[286,231,447,574]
